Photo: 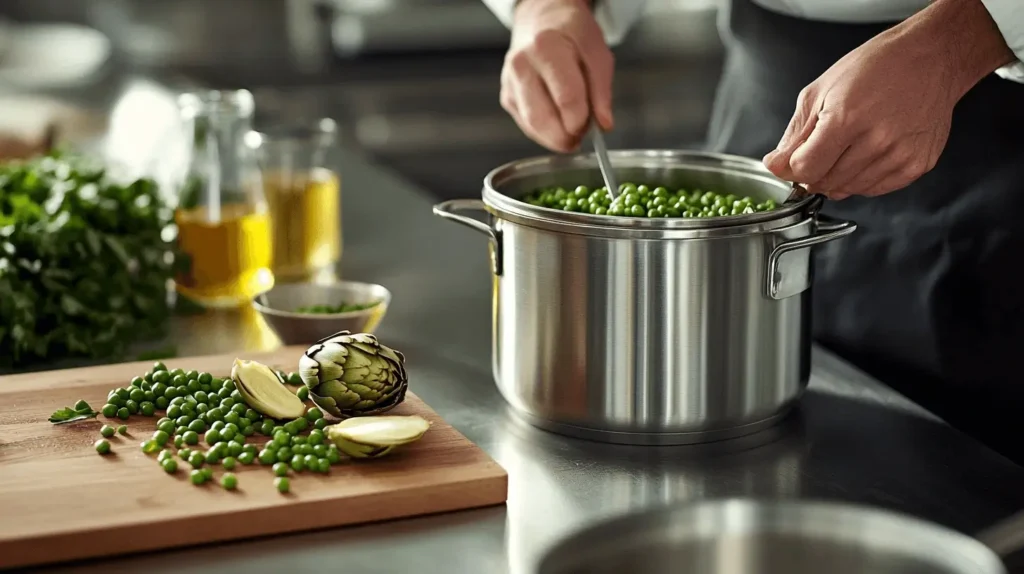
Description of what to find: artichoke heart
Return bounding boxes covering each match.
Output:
[299,330,409,419]
[325,415,431,459]
[231,358,306,420]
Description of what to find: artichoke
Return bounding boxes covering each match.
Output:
[231,359,306,419]
[325,415,431,459]
[298,330,409,418]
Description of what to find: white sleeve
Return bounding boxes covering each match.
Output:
[480,0,648,46]
[980,0,1024,83]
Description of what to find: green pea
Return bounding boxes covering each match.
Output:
[101,404,118,418]
[107,395,125,408]
[188,419,207,433]
[206,450,221,464]
[140,440,160,454]
[238,451,255,465]
[264,441,280,453]
[174,435,184,448]
[244,409,261,422]
[241,425,255,437]
[155,396,170,409]
[117,407,130,420]
[129,377,144,389]
[303,454,317,468]
[276,447,293,462]
[296,387,310,401]
[100,425,115,438]
[189,469,205,485]
[175,425,189,436]
[259,449,276,465]
[305,408,323,422]
[125,400,139,414]
[274,477,290,494]
[95,439,111,454]
[205,429,221,444]
[185,379,200,393]
[184,369,198,381]
[141,402,156,417]
[317,458,331,473]
[224,412,241,426]
[117,424,128,435]
[260,420,276,436]
[152,430,170,446]
[194,390,208,404]
[218,388,233,400]
[291,435,307,445]
[290,455,305,472]
[182,431,199,445]
[221,427,237,442]
[220,473,238,490]
[313,444,328,458]
[326,445,341,464]
[188,452,205,468]
[176,385,189,397]
[179,447,193,460]
[162,458,178,473]
[292,417,309,432]
[308,430,324,446]
[164,386,179,400]
[227,441,244,457]
[287,372,303,386]
[157,448,173,462]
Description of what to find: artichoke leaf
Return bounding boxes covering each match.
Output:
[300,330,410,417]
[326,415,431,459]
[231,358,306,419]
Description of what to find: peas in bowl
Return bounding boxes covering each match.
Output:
[521,183,778,219]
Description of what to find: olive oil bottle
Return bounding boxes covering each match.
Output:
[174,90,274,307]
[255,118,342,283]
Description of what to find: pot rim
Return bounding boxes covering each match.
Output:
[482,150,820,238]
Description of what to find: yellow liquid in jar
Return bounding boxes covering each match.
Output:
[174,202,275,307]
[263,167,342,282]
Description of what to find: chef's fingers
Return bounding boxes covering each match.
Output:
[816,157,901,199]
[523,31,591,141]
[507,64,576,152]
[580,44,615,131]
[763,103,819,180]
[785,111,855,185]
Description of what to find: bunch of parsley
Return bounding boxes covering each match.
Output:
[0,152,181,369]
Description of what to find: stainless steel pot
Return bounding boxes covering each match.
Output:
[535,498,1024,574]
[432,150,856,445]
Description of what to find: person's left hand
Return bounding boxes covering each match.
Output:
[762,19,960,200]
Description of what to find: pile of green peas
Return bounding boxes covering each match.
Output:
[93,361,337,493]
[522,183,778,218]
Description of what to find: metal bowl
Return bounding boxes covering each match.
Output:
[536,499,1004,574]
[252,281,391,346]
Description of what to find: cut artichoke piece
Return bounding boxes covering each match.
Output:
[231,358,306,420]
[299,330,409,418]
[325,415,431,459]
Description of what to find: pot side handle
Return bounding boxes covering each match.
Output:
[432,199,503,276]
[766,214,857,300]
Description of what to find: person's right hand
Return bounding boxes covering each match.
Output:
[501,0,615,152]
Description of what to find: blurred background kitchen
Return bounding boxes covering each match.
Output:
[0,0,722,200]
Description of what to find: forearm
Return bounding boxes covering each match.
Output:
[482,0,646,46]
[899,0,1018,94]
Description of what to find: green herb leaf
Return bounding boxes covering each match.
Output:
[49,402,99,424]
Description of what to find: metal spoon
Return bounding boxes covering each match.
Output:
[589,120,619,201]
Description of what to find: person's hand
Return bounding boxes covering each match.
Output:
[762,0,1015,200]
[501,0,614,152]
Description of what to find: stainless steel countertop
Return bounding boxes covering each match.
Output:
[31,144,1024,574]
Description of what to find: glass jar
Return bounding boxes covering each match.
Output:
[173,89,274,307]
[252,118,342,284]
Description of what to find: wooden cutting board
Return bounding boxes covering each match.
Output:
[0,346,508,570]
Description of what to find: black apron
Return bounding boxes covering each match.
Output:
[705,0,1024,464]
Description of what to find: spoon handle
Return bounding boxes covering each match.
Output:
[590,120,619,201]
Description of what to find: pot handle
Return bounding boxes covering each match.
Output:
[766,214,857,300]
[432,199,503,276]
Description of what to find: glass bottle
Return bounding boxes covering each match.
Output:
[173,89,274,307]
[253,118,342,284]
